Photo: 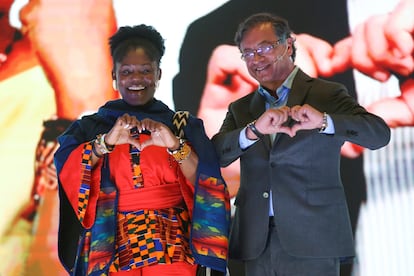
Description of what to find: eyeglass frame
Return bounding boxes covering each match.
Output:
[240,39,284,61]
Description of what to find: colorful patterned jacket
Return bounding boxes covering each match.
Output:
[54,99,230,275]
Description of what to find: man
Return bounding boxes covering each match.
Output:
[174,3,360,275]
[212,13,391,276]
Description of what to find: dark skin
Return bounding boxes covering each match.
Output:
[92,47,199,183]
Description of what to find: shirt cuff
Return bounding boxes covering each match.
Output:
[321,114,335,134]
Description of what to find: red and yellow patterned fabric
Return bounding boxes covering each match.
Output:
[55,99,230,275]
[59,133,195,273]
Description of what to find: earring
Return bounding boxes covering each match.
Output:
[112,80,117,91]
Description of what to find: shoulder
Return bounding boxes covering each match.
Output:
[295,68,346,90]
[313,77,347,90]
[295,71,348,97]
[229,90,257,108]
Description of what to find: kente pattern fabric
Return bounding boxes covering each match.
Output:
[109,208,194,272]
[129,127,144,189]
[78,142,93,224]
[72,144,117,275]
[54,99,230,275]
[69,136,194,274]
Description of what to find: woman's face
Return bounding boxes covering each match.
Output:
[113,47,161,106]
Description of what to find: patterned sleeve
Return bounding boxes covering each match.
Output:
[57,141,103,228]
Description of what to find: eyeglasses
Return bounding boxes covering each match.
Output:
[241,40,282,61]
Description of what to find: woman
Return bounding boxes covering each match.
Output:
[54,24,230,276]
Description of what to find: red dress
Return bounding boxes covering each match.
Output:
[59,134,196,273]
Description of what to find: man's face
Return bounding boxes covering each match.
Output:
[240,23,291,91]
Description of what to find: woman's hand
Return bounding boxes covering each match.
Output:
[105,114,179,151]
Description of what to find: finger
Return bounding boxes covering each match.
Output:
[282,110,290,123]
[290,123,302,134]
[129,137,143,150]
[294,107,310,122]
[118,114,132,129]
[271,112,285,126]
[384,0,414,57]
[302,35,335,76]
[352,21,391,81]
[295,35,318,77]
[351,22,377,75]
[136,119,148,133]
[365,14,413,75]
[290,113,300,122]
[364,14,389,62]
[331,37,353,74]
[279,126,294,137]
[138,138,153,150]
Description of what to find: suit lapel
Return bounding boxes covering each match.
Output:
[249,90,266,118]
[286,69,313,108]
[273,69,314,146]
[249,91,272,149]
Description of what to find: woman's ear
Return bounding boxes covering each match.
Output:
[112,79,117,91]
[112,72,117,90]
[158,68,162,80]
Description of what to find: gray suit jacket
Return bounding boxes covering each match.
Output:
[212,69,390,260]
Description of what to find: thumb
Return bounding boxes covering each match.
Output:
[129,138,143,151]
[279,126,295,137]
[331,37,352,75]
[290,123,302,135]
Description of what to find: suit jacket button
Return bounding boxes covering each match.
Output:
[263,192,269,198]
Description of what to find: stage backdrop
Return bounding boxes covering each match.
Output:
[0,0,413,275]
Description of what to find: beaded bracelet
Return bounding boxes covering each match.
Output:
[96,133,115,154]
[167,138,192,163]
[92,140,103,158]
